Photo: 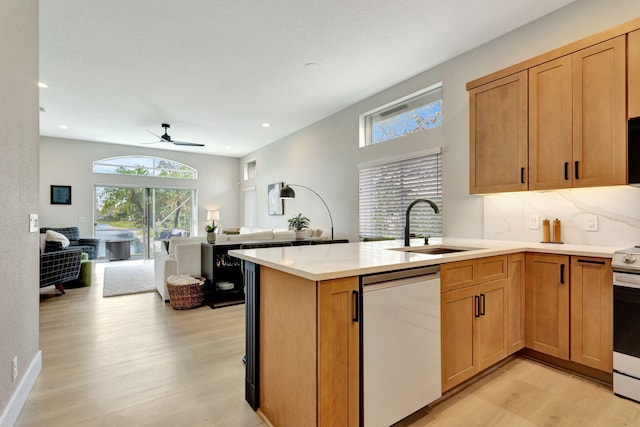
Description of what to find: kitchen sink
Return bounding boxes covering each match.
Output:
[388,245,483,255]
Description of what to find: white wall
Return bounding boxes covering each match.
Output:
[39,137,241,237]
[0,0,40,425]
[241,0,640,246]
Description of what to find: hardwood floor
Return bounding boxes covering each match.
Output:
[18,262,264,427]
[18,262,640,426]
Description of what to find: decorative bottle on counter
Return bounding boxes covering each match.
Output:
[542,219,550,243]
[553,219,562,243]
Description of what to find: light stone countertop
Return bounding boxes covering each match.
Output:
[228,237,624,282]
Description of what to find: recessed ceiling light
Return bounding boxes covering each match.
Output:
[262,123,271,128]
[38,81,48,88]
[225,146,231,150]
[58,124,69,129]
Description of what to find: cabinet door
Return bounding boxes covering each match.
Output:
[525,253,570,360]
[476,279,509,371]
[529,56,573,190]
[570,257,613,372]
[469,71,528,194]
[318,277,359,427]
[572,36,627,187]
[629,30,640,119]
[508,253,526,354]
[441,286,478,392]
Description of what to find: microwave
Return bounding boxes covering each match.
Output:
[630,117,640,186]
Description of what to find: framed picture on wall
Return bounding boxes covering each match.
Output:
[51,185,72,205]
[268,182,284,215]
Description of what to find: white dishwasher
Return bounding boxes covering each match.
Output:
[362,265,441,427]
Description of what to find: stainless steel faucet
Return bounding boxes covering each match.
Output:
[404,199,439,246]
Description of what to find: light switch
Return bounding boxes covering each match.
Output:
[29,214,38,233]
[528,215,540,230]
[78,216,87,223]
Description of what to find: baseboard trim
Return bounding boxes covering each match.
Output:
[0,351,42,427]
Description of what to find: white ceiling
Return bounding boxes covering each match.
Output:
[39,0,574,157]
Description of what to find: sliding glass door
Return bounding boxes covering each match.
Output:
[94,186,195,259]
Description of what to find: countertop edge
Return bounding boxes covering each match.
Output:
[228,239,620,282]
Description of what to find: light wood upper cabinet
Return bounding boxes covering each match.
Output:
[570,257,613,373]
[629,30,640,118]
[572,36,627,187]
[470,33,628,193]
[507,253,525,354]
[529,56,573,190]
[469,71,528,194]
[525,253,570,360]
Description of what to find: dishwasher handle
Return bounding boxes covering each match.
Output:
[352,290,359,323]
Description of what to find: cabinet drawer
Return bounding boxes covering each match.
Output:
[477,255,508,283]
[441,260,476,292]
[441,255,508,293]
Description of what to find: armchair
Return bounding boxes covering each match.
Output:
[40,226,100,260]
[40,248,82,294]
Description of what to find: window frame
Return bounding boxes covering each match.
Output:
[93,156,197,180]
[359,82,443,148]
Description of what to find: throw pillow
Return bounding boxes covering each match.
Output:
[45,229,70,248]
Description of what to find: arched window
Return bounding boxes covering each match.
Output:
[93,156,197,179]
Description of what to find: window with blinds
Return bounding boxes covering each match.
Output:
[243,187,257,227]
[359,151,442,240]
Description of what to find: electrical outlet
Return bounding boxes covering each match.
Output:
[528,215,540,230]
[585,214,599,231]
[12,356,17,382]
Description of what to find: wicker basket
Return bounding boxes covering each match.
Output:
[167,275,205,310]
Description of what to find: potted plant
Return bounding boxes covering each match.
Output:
[205,223,218,243]
[287,213,310,239]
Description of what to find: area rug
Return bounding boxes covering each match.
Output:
[103,262,155,297]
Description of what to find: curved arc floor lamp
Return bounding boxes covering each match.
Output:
[280,183,334,240]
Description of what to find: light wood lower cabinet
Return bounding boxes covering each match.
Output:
[570,256,613,372]
[507,253,525,354]
[441,256,509,392]
[525,253,613,373]
[259,267,359,427]
[525,253,570,360]
[318,277,360,427]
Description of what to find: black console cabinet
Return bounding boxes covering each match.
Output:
[201,242,246,309]
[201,239,349,309]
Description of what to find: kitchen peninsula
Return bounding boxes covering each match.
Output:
[229,238,620,427]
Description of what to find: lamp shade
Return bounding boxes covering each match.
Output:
[206,210,220,221]
[280,185,295,199]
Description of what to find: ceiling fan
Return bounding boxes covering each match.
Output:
[145,123,205,147]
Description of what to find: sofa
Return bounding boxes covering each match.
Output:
[214,226,323,242]
[40,227,100,260]
[154,236,206,302]
[40,248,83,294]
[153,228,325,302]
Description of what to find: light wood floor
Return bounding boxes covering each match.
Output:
[17,262,640,426]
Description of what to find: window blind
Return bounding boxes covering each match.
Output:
[359,152,442,240]
[243,187,257,227]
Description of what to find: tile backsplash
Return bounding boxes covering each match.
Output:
[483,186,640,248]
